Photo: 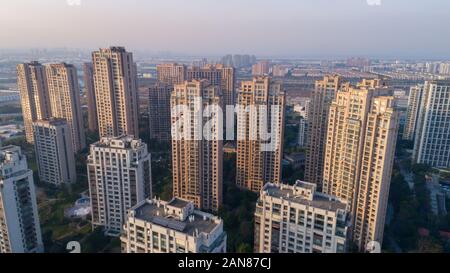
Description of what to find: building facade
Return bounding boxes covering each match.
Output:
[236,77,285,192]
[252,60,270,76]
[32,119,77,185]
[148,83,172,142]
[187,64,235,106]
[120,198,227,253]
[157,63,186,85]
[298,118,307,148]
[0,146,43,253]
[403,85,424,141]
[413,81,450,168]
[322,83,399,251]
[92,47,139,138]
[305,75,346,191]
[171,80,223,212]
[46,63,86,152]
[83,62,98,132]
[254,181,348,253]
[17,62,52,143]
[87,136,152,236]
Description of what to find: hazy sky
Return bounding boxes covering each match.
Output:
[1,0,450,58]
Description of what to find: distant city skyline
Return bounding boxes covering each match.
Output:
[1,0,450,59]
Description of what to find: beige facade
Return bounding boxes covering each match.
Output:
[236,77,285,192]
[92,47,139,138]
[120,198,227,253]
[187,64,235,106]
[17,62,52,143]
[322,82,399,251]
[252,60,270,76]
[83,62,98,132]
[171,80,223,212]
[46,63,86,152]
[32,119,77,185]
[305,75,346,190]
[148,83,172,142]
[87,136,152,236]
[403,85,424,141]
[157,63,186,85]
[254,181,349,253]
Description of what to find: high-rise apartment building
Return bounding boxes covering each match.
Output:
[32,119,76,185]
[148,83,172,142]
[252,60,270,76]
[322,83,399,251]
[171,80,223,212]
[187,64,236,106]
[305,75,346,190]
[272,65,290,77]
[298,118,307,148]
[120,198,227,253]
[92,47,139,138]
[87,136,152,236]
[83,62,98,132]
[236,77,285,192]
[157,63,186,85]
[254,181,349,253]
[413,81,450,168]
[403,85,424,141]
[46,63,86,152]
[17,62,52,143]
[0,146,43,253]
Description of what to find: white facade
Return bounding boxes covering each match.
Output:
[414,81,450,168]
[121,198,227,253]
[88,136,152,236]
[254,181,348,253]
[0,146,43,253]
[33,119,76,185]
[298,118,307,148]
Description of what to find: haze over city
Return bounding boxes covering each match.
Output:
[1,0,450,58]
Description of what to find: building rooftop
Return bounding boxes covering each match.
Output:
[93,135,143,150]
[262,181,347,212]
[167,198,190,209]
[131,198,221,236]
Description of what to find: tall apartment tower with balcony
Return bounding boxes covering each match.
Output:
[403,85,424,141]
[92,47,139,138]
[305,75,347,191]
[0,146,43,253]
[236,77,285,192]
[322,82,399,251]
[17,62,52,143]
[32,119,76,185]
[156,63,186,85]
[148,83,172,142]
[171,80,223,212]
[254,181,349,253]
[120,198,227,253]
[252,60,270,76]
[46,63,86,152]
[187,64,236,106]
[87,136,152,236]
[413,81,450,168]
[83,62,98,132]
